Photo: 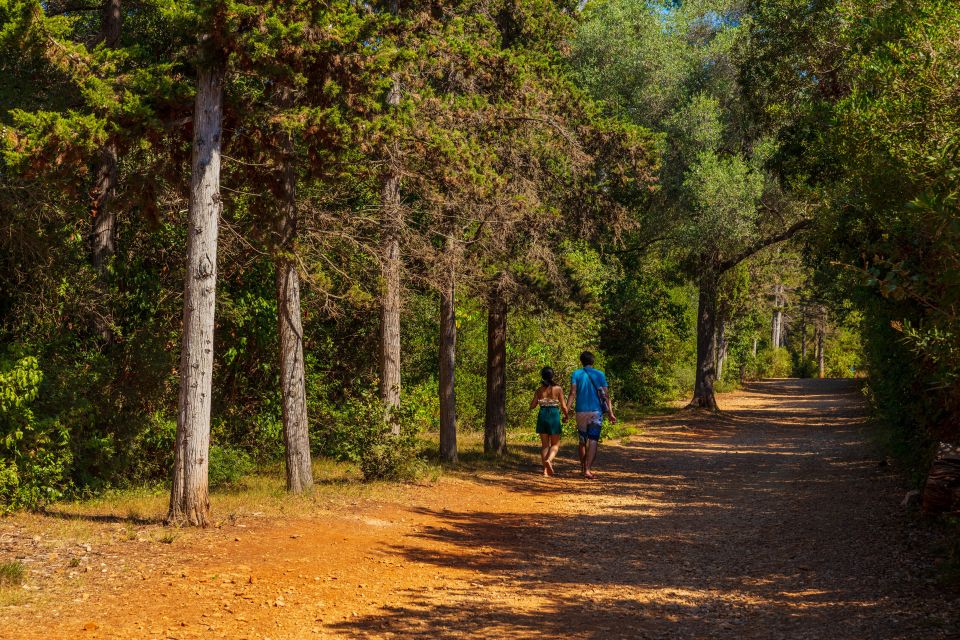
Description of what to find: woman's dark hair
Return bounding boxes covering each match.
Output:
[540,366,555,387]
[580,351,595,366]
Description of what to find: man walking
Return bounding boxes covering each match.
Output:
[567,351,617,478]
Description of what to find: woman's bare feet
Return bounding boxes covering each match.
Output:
[544,459,555,476]
[583,470,596,479]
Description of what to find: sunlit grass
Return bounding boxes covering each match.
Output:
[0,562,24,588]
[26,406,671,528]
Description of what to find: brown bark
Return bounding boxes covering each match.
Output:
[438,250,457,464]
[771,284,783,349]
[169,53,224,528]
[88,0,121,340]
[379,77,402,432]
[716,321,728,383]
[276,140,312,494]
[483,278,507,457]
[689,273,718,410]
[800,317,807,360]
[817,326,825,379]
[380,176,402,431]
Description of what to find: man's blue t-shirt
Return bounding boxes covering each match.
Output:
[571,367,608,413]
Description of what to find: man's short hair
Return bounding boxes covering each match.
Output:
[580,351,595,367]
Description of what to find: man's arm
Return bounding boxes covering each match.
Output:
[602,387,617,423]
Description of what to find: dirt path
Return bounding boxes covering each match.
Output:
[2,379,957,639]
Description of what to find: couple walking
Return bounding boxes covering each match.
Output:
[530,351,617,479]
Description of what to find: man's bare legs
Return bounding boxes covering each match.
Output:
[582,438,598,478]
[578,434,598,478]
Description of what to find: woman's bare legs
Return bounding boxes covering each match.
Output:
[545,435,560,476]
[540,434,551,476]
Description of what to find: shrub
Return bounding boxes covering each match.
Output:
[311,389,428,481]
[754,347,792,378]
[0,353,71,512]
[795,357,819,379]
[207,445,253,489]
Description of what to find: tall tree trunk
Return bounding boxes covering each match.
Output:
[817,325,825,379]
[800,317,807,360]
[88,0,121,341]
[752,336,758,357]
[379,78,402,433]
[276,140,312,494]
[438,251,457,464]
[690,272,718,410]
[771,283,785,348]
[168,54,224,528]
[716,321,728,383]
[483,277,507,457]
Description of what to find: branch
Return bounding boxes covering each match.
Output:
[500,116,582,152]
[46,2,103,16]
[716,218,814,274]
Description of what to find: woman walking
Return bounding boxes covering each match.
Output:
[530,367,569,476]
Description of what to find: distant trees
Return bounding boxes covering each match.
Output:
[747,0,960,460]
[572,0,812,410]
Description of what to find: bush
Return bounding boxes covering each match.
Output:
[753,347,792,378]
[0,353,71,512]
[795,357,819,379]
[207,445,253,489]
[311,389,427,481]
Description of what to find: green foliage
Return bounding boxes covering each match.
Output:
[602,261,695,404]
[750,348,792,379]
[310,388,427,481]
[207,445,253,490]
[0,352,70,512]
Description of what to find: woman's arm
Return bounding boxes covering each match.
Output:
[529,387,541,409]
[559,387,570,419]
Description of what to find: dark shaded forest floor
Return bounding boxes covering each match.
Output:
[2,378,958,639]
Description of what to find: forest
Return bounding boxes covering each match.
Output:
[0,0,957,527]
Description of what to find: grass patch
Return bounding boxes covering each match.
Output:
[0,562,24,588]
[155,531,179,544]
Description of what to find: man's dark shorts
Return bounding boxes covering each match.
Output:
[575,411,602,445]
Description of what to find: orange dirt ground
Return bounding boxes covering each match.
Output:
[2,379,958,639]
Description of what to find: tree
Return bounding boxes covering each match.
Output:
[168,38,225,527]
[573,0,812,409]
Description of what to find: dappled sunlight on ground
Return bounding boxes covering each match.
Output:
[1,379,957,639]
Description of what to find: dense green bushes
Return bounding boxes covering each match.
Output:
[0,353,70,511]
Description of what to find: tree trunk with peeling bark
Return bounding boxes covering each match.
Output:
[276,142,312,494]
[690,273,718,410]
[379,78,402,433]
[483,278,507,457]
[438,252,457,464]
[169,54,224,528]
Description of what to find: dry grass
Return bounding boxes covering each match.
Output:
[11,422,655,540]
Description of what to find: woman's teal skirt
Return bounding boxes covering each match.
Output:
[536,405,562,435]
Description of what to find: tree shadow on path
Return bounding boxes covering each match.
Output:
[332,379,959,639]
